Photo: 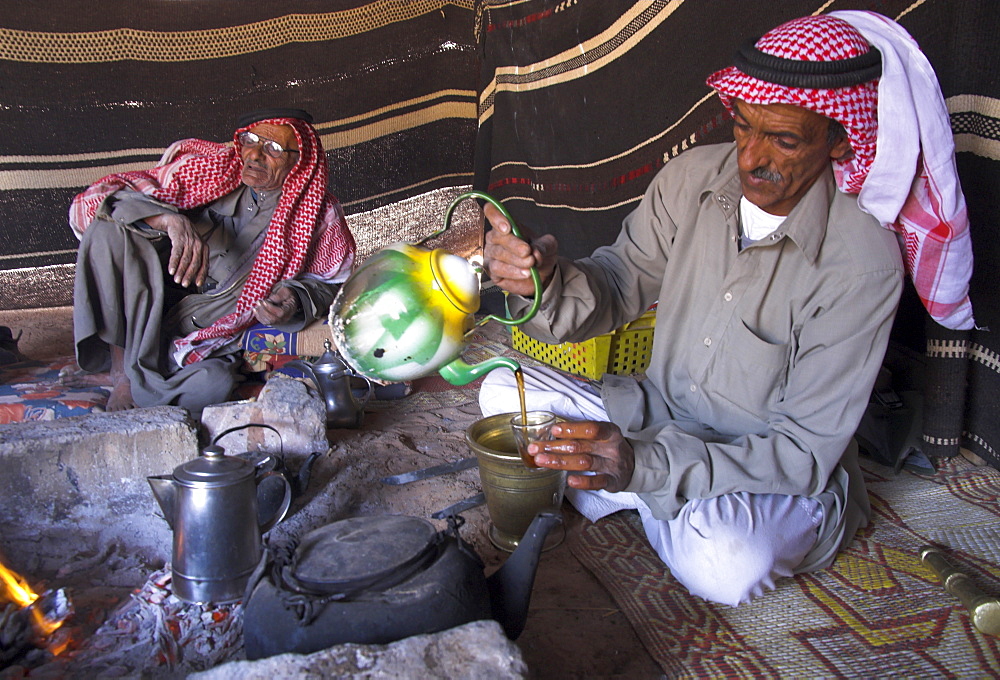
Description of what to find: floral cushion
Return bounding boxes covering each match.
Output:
[0,357,111,423]
[240,319,332,373]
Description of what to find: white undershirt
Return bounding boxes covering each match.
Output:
[739,196,786,241]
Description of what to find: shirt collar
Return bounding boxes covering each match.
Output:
[211,185,281,217]
[703,144,835,264]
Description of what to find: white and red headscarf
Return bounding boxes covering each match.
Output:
[707,12,974,330]
[69,116,356,363]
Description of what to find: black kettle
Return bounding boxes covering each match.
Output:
[243,512,562,659]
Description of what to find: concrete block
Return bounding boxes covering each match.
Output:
[190,620,528,680]
[0,405,198,524]
[200,375,328,461]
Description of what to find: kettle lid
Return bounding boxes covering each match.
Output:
[292,516,438,595]
[174,444,255,486]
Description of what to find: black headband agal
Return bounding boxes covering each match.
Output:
[733,38,882,89]
[236,108,314,129]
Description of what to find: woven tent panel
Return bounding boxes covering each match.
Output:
[903,3,1000,469]
[472,0,1000,261]
[0,0,480,309]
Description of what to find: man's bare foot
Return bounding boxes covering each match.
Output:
[107,345,136,411]
[107,378,136,411]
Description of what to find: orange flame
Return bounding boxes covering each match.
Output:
[0,560,65,639]
[0,559,37,608]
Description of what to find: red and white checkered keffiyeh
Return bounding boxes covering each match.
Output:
[707,12,974,330]
[69,117,356,364]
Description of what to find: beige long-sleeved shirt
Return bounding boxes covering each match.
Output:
[511,143,903,569]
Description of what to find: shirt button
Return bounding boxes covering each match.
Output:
[724,291,733,302]
[769,233,781,241]
[703,337,712,346]
[690,384,697,392]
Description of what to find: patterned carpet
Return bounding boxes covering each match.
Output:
[570,457,1000,677]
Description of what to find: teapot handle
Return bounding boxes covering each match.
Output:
[429,191,542,327]
[353,374,375,406]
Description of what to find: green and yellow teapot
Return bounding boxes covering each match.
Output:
[328,192,540,386]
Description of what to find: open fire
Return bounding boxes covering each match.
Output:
[0,559,74,666]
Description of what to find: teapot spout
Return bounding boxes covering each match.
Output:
[147,475,176,530]
[485,512,563,639]
[438,356,522,387]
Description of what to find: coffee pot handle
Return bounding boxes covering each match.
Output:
[429,191,542,327]
[256,471,292,534]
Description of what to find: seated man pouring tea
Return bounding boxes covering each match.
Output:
[479,12,973,605]
[70,108,355,413]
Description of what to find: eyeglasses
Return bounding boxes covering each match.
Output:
[237,131,299,159]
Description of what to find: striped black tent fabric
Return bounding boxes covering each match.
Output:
[473,0,1000,468]
[0,0,480,309]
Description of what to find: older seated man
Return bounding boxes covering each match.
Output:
[480,12,973,606]
[70,108,355,412]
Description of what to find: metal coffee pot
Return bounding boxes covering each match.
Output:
[328,191,542,386]
[285,339,373,429]
[148,443,292,604]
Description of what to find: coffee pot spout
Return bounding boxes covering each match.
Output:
[485,511,563,639]
[147,475,177,530]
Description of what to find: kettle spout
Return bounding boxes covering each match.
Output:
[147,475,176,530]
[284,359,317,383]
[485,512,563,639]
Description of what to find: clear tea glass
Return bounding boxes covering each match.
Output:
[510,410,557,469]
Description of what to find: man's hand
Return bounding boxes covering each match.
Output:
[529,421,635,492]
[254,284,300,326]
[145,213,209,289]
[482,203,558,297]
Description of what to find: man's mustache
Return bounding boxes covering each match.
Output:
[751,167,783,183]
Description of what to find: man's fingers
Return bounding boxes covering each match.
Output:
[254,288,298,325]
[163,218,203,286]
[566,472,611,491]
[483,203,511,234]
[532,449,594,472]
[254,299,280,325]
[551,420,618,440]
[176,241,202,287]
[169,241,192,284]
[196,246,209,288]
[485,229,534,267]
[485,257,532,283]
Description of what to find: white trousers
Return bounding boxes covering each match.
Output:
[480,366,823,606]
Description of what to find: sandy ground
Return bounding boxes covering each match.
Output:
[0,306,661,678]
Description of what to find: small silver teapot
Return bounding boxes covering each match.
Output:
[286,339,373,429]
[148,443,292,604]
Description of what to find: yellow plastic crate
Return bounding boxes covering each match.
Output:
[510,309,657,380]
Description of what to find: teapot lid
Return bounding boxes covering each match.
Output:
[174,445,255,487]
[291,515,439,595]
[314,339,349,372]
